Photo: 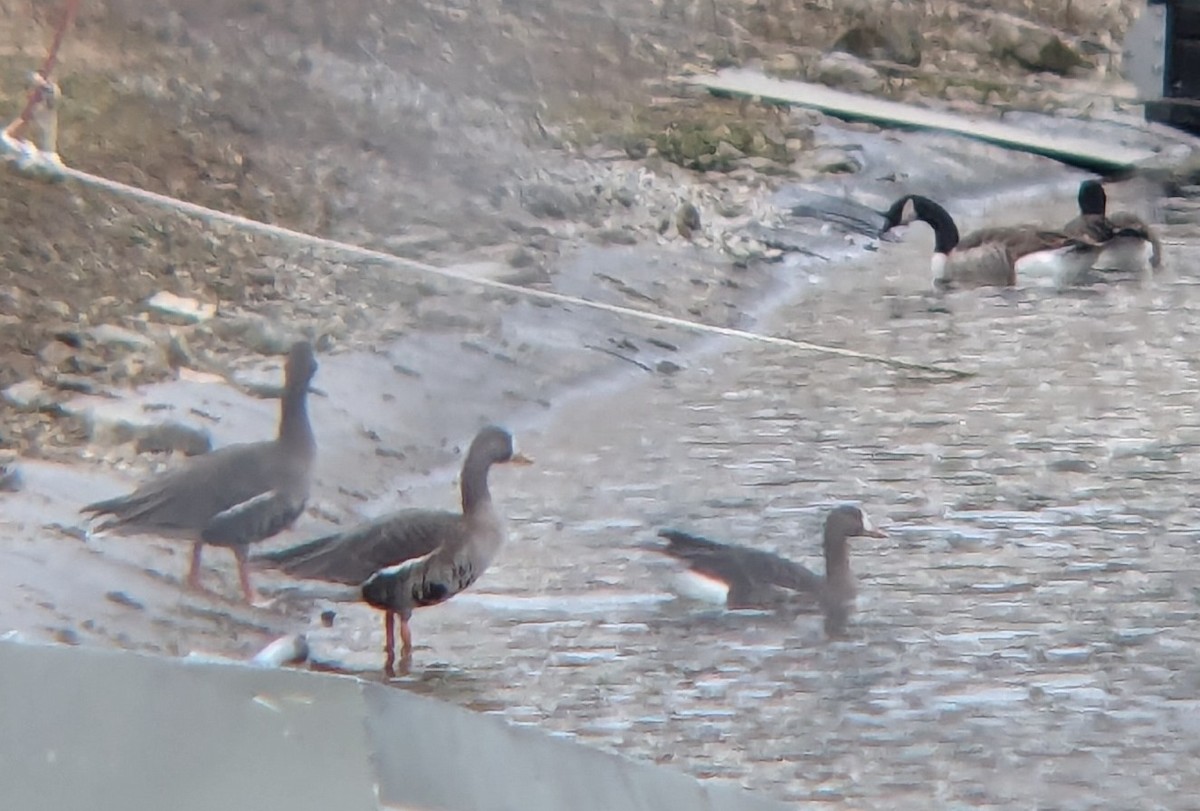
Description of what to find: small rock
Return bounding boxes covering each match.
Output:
[656,360,682,375]
[0,464,23,492]
[622,138,649,161]
[521,183,583,220]
[834,18,921,66]
[593,228,639,246]
[768,52,802,75]
[811,146,863,174]
[51,374,98,395]
[612,186,638,208]
[813,51,883,93]
[132,421,213,456]
[785,136,810,153]
[3,379,52,410]
[53,627,81,646]
[146,291,216,324]
[714,141,745,162]
[88,324,156,349]
[507,247,537,268]
[989,20,1086,75]
[105,590,145,610]
[38,339,75,368]
[214,315,295,355]
[676,202,702,239]
[167,332,198,370]
[42,300,71,319]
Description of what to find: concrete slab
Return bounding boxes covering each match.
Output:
[0,640,793,811]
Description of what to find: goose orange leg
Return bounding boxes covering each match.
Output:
[384,609,396,677]
[399,615,413,659]
[186,542,204,591]
[383,611,414,678]
[232,547,254,604]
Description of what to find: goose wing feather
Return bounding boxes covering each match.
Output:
[82,442,282,536]
[656,529,822,593]
[257,509,462,585]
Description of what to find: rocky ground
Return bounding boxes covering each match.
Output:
[4,0,1200,808]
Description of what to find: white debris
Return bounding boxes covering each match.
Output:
[146,291,216,323]
[250,633,310,668]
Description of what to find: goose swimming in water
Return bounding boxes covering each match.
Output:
[650,505,886,637]
[1063,179,1161,275]
[881,194,1108,291]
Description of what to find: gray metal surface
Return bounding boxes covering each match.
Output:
[0,640,791,811]
[363,686,788,811]
[1124,3,1168,101]
[0,641,379,811]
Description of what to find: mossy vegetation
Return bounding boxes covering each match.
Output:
[564,93,805,173]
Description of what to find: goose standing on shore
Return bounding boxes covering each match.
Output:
[82,341,319,603]
[650,504,886,637]
[1063,179,1162,274]
[880,194,1107,290]
[258,425,532,675]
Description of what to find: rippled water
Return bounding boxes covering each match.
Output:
[286,209,1200,810]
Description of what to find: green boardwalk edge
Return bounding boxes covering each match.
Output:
[689,68,1156,173]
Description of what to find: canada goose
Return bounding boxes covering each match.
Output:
[1064,179,1161,273]
[881,194,1107,290]
[650,505,886,637]
[82,342,318,603]
[258,426,532,675]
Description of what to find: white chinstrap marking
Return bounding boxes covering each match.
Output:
[930,252,949,286]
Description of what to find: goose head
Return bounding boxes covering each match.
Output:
[1077,180,1107,217]
[467,426,534,467]
[878,195,960,254]
[825,504,888,542]
[284,341,319,391]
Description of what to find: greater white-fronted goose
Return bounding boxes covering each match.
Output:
[881,194,1106,290]
[81,341,318,603]
[651,505,886,636]
[1063,179,1161,273]
[257,425,532,675]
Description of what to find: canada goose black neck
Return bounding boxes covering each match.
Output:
[1078,180,1107,217]
[279,342,317,454]
[885,194,959,254]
